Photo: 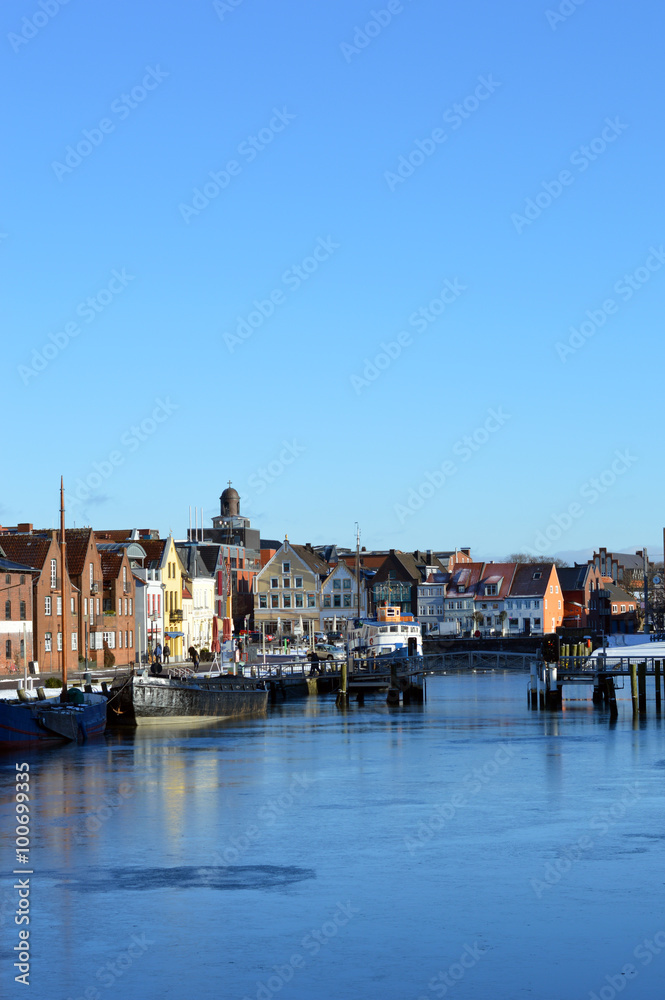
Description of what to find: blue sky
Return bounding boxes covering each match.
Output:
[2,0,663,562]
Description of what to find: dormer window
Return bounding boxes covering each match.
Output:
[458,585,465,593]
[533,572,542,580]
[485,585,498,596]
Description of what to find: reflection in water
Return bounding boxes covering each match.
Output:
[1,672,664,1000]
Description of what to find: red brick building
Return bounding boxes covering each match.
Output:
[0,549,37,675]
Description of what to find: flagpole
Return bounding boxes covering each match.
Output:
[60,477,68,701]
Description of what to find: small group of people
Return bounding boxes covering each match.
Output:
[152,643,171,666]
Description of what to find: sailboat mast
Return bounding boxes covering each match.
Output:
[59,477,68,694]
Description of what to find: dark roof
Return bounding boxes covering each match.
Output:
[0,535,53,571]
[0,556,39,574]
[99,550,123,581]
[175,543,218,579]
[600,582,637,603]
[137,539,167,569]
[510,563,556,597]
[558,565,590,591]
[292,545,330,577]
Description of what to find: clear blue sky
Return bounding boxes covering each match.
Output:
[3,0,663,562]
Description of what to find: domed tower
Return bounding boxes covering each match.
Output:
[220,483,240,518]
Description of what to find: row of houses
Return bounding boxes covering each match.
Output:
[0,484,647,674]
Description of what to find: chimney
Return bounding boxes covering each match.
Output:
[17,523,33,533]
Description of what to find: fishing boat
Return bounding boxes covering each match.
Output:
[347,605,423,658]
[0,479,108,750]
[107,665,269,726]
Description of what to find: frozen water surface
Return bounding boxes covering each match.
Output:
[1,672,664,1000]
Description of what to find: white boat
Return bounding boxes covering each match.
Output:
[347,605,422,658]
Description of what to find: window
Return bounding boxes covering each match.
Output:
[294,577,303,589]
[271,578,279,589]
[485,585,498,596]
[558,601,561,609]
[44,632,52,652]
[19,601,26,620]
[612,605,618,613]
[89,563,93,587]
[333,580,341,590]
[295,593,303,608]
[118,632,123,648]
[271,595,279,609]
[5,639,10,658]
[20,575,25,585]
[323,595,331,608]
[333,595,341,608]
[509,618,519,629]
[259,594,268,609]
[84,598,88,616]
[283,578,291,589]
[102,631,115,649]
[57,596,62,616]
[550,585,553,593]
[555,586,559,594]
[71,633,77,651]
[344,595,352,608]
[534,618,541,627]
[45,596,52,616]
[51,559,57,588]
[620,605,626,613]
[96,599,100,615]
[629,605,634,611]
[533,572,541,580]
[57,632,62,651]
[307,594,316,608]
[343,579,351,590]
[118,598,122,615]
[130,631,133,647]
[4,574,9,585]
[4,600,10,620]
[282,562,290,574]
[129,598,133,615]
[230,558,237,569]
[125,631,129,647]
[283,595,291,609]
[123,566,127,584]
[124,598,128,615]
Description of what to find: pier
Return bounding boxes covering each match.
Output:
[527,655,665,718]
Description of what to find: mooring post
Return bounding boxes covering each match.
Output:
[606,676,618,719]
[336,655,349,707]
[529,661,538,709]
[655,660,662,713]
[638,662,647,716]
[630,663,638,716]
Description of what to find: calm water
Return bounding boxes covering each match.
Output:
[2,673,665,1000]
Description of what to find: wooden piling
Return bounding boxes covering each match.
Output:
[630,664,638,716]
[605,676,618,719]
[655,660,662,713]
[638,662,647,715]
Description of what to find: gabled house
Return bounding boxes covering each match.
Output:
[176,543,217,651]
[137,537,187,658]
[558,563,604,628]
[506,563,563,634]
[444,562,485,632]
[254,538,329,639]
[320,562,367,632]
[474,563,517,634]
[97,548,136,667]
[417,573,448,632]
[371,550,444,616]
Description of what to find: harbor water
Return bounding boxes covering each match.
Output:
[2,672,665,1000]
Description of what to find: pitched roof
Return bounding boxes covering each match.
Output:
[0,534,54,571]
[510,563,557,597]
[292,544,330,577]
[137,539,167,569]
[600,582,637,603]
[475,563,516,600]
[98,550,123,581]
[446,562,485,596]
[558,564,591,592]
[0,555,40,574]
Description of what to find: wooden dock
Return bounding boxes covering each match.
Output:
[527,655,665,717]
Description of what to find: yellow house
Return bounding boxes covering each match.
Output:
[141,536,187,659]
[254,538,329,642]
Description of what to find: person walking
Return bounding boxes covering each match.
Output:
[188,645,200,670]
[154,642,162,666]
[163,642,171,665]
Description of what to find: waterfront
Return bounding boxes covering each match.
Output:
[2,672,665,999]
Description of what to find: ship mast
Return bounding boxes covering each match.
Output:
[59,477,68,700]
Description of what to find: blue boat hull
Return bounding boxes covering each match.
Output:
[0,693,107,750]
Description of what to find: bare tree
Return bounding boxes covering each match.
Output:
[507,553,569,568]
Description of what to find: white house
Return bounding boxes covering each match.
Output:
[320,562,367,632]
[417,573,446,632]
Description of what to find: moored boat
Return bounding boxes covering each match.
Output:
[0,689,108,749]
[107,667,269,726]
[347,605,423,658]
